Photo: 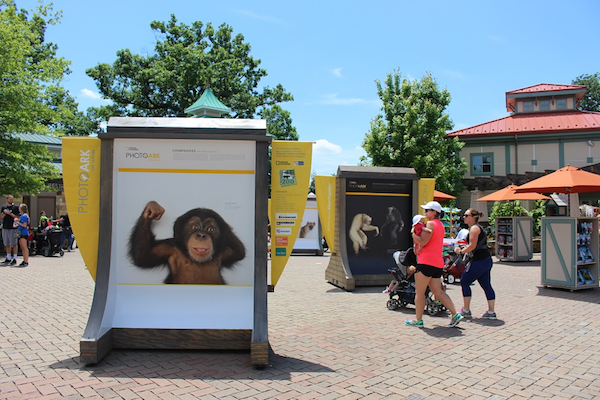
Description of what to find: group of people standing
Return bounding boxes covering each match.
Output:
[1,195,30,267]
[1,194,74,267]
[404,200,496,328]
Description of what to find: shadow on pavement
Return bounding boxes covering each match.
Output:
[51,347,334,380]
[467,318,506,327]
[536,285,600,304]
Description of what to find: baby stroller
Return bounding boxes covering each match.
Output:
[38,226,64,257]
[386,247,447,316]
[443,246,472,284]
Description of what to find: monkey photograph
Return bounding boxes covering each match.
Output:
[348,213,379,255]
[110,139,256,330]
[378,206,405,247]
[128,201,246,285]
[344,184,411,276]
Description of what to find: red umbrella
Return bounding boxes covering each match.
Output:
[515,165,600,194]
[475,185,550,202]
[433,190,456,201]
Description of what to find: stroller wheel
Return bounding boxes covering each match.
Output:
[447,275,455,284]
[59,250,64,257]
[426,302,439,316]
[386,299,399,310]
[426,292,439,316]
[43,247,51,257]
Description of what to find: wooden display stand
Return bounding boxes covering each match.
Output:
[79,117,271,367]
[325,166,419,291]
[495,217,533,261]
[541,217,599,291]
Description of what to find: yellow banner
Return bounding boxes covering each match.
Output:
[61,137,101,280]
[270,141,312,287]
[315,175,336,253]
[418,178,435,209]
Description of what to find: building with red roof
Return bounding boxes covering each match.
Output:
[446,83,600,211]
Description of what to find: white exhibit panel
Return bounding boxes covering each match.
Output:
[110,138,256,329]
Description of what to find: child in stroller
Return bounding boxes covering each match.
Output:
[385,247,447,316]
[34,226,65,257]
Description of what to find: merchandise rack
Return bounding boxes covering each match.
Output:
[541,217,599,291]
[495,216,533,261]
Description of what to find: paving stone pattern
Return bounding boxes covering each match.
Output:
[1,250,600,399]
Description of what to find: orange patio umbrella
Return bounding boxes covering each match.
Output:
[475,184,550,202]
[433,190,456,201]
[514,165,600,194]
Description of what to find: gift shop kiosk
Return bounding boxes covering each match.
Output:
[325,166,418,291]
[495,216,534,261]
[541,216,599,290]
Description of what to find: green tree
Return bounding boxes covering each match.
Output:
[86,15,293,119]
[0,0,80,195]
[361,70,467,195]
[573,73,600,112]
[260,105,298,141]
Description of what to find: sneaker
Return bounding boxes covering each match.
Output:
[1,259,10,266]
[481,311,497,320]
[10,259,17,265]
[460,308,472,319]
[382,288,391,294]
[405,318,424,327]
[448,313,464,327]
[17,262,28,267]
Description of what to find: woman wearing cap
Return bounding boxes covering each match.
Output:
[405,201,463,328]
[453,208,496,320]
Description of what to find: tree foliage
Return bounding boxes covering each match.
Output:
[361,70,467,195]
[86,15,293,119]
[0,0,73,195]
[488,199,545,238]
[260,104,298,141]
[573,73,600,112]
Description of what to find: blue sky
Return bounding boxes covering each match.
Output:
[17,0,600,176]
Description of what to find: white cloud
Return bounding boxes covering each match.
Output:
[310,140,366,176]
[332,68,344,78]
[80,88,105,101]
[487,34,505,43]
[233,9,286,24]
[313,139,342,155]
[441,69,467,81]
[313,93,378,106]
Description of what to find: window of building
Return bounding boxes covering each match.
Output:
[523,101,534,112]
[540,100,550,111]
[471,153,493,176]
[557,99,567,110]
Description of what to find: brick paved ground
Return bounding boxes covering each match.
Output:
[1,249,600,399]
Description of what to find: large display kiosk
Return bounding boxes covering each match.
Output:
[77,117,271,367]
[325,166,419,290]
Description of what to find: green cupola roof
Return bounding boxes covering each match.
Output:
[184,88,231,118]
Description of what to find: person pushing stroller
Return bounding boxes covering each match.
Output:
[383,215,430,293]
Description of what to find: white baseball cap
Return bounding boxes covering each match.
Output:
[412,215,425,226]
[420,201,442,213]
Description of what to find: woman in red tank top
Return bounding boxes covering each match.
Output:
[405,201,463,328]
